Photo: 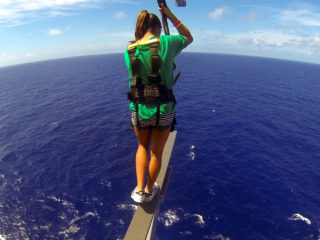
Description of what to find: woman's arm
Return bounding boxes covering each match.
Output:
[159,3,193,44]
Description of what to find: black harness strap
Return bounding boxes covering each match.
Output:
[128,47,140,88]
[149,42,161,84]
[134,102,140,127]
[127,86,176,104]
[156,101,161,126]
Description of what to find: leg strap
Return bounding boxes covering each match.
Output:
[170,116,177,132]
[155,102,161,127]
[135,103,140,127]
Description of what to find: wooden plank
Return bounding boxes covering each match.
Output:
[124,131,177,240]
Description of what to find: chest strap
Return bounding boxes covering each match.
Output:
[127,85,176,104]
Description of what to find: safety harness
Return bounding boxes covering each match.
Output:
[126,38,176,127]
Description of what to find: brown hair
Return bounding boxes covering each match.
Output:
[134,10,161,42]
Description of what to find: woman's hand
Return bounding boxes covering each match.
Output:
[158,3,175,20]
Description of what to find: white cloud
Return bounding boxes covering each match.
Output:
[48,10,76,17]
[0,53,16,60]
[235,30,295,47]
[192,28,226,42]
[192,27,320,62]
[26,52,35,58]
[233,30,320,59]
[244,3,320,27]
[113,11,126,19]
[0,53,17,67]
[48,29,63,36]
[0,0,98,26]
[102,32,132,38]
[80,41,127,51]
[208,7,231,21]
[278,9,320,27]
[110,0,140,4]
[1,0,97,11]
[239,11,260,23]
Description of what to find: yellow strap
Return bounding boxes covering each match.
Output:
[127,38,160,51]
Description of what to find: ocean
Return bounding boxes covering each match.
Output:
[0,53,319,240]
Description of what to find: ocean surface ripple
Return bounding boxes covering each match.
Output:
[0,53,319,240]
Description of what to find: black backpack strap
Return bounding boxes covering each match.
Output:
[149,42,161,84]
[128,47,141,88]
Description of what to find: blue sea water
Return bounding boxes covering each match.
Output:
[0,53,320,240]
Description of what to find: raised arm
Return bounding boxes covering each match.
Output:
[159,3,193,44]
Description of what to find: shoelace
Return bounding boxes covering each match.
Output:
[144,192,152,197]
[136,190,144,196]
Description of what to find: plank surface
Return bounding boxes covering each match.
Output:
[124,130,177,240]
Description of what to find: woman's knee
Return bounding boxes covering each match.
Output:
[135,128,151,149]
[138,141,150,151]
[150,149,162,160]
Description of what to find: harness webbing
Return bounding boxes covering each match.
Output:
[128,47,140,88]
[149,42,161,83]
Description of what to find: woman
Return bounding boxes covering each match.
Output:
[124,4,193,203]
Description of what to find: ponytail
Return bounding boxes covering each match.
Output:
[134,10,162,42]
[135,10,150,41]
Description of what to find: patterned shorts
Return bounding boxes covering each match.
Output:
[131,110,176,130]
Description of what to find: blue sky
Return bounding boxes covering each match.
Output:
[1,0,320,67]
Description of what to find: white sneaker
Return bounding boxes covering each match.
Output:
[131,187,144,203]
[144,183,160,203]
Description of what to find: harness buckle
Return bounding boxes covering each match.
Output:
[149,74,161,84]
[130,76,140,88]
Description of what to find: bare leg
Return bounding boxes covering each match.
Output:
[146,127,171,193]
[134,128,151,191]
